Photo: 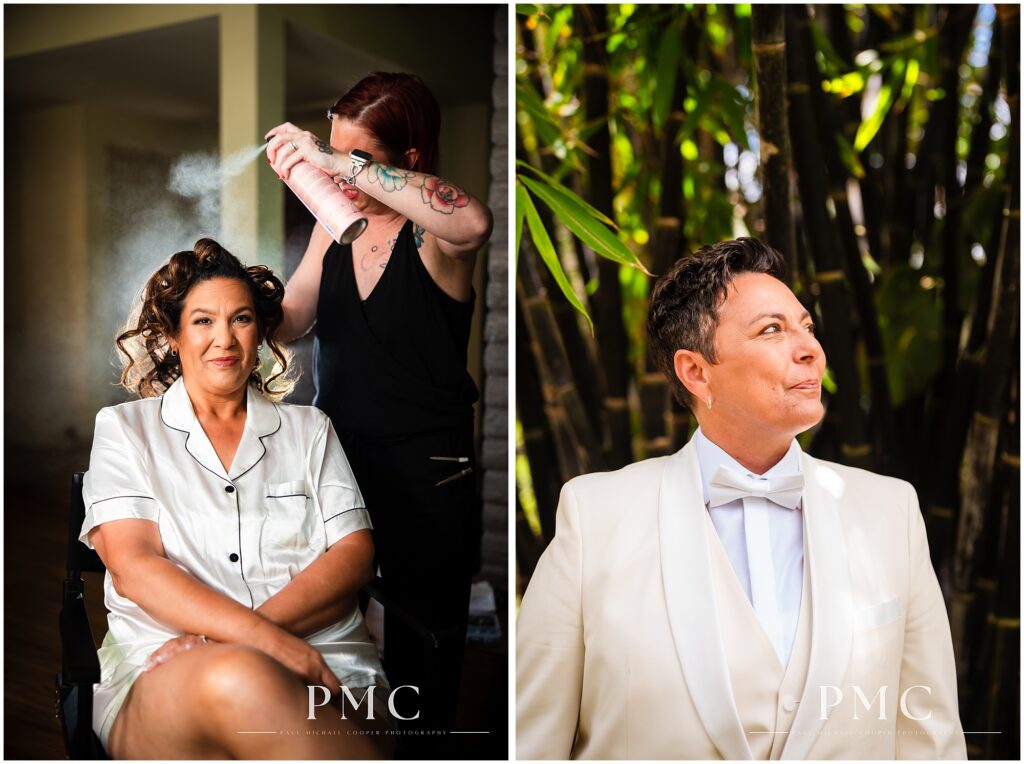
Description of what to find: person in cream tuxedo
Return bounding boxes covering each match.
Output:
[516,238,966,760]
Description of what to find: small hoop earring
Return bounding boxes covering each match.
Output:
[706,394,712,410]
[170,349,178,357]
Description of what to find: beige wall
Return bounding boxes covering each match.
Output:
[9,104,92,445]
[5,5,219,58]
[8,101,219,446]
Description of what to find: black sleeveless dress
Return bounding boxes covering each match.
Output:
[313,219,479,749]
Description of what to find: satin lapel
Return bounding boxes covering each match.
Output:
[659,439,753,761]
[781,454,854,760]
[185,420,229,481]
[228,386,281,481]
[160,379,229,481]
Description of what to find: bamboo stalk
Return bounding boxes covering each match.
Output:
[518,244,607,478]
[535,215,606,443]
[931,15,1006,584]
[637,372,672,458]
[857,9,911,270]
[752,5,797,281]
[884,37,913,268]
[951,8,1019,671]
[937,4,978,420]
[786,7,874,470]
[641,11,692,459]
[924,8,983,586]
[516,300,563,544]
[824,3,858,136]
[515,39,610,463]
[793,5,900,474]
[577,3,634,468]
[515,493,543,582]
[976,343,1019,758]
[961,324,1018,758]
[964,27,1002,194]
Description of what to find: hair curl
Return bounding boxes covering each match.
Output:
[646,237,787,411]
[116,238,295,400]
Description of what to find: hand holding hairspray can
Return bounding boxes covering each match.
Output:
[281,160,368,245]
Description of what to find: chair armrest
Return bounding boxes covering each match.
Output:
[60,582,101,685]
[362,577,440,648]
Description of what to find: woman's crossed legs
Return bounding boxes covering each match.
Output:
[108,643,390,759]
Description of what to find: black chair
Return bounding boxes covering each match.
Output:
[56,473,107,759]
[56,473,442,760]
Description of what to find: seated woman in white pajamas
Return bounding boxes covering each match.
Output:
[80,237,392,758]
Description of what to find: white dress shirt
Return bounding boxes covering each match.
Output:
[80,377,387,750]
[695,427,804,668]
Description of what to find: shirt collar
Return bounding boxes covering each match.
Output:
[159,376,280,437]
[159,376,281,481]
[694,426,803,506]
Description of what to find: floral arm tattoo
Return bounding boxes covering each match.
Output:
[363,162,471,216]
[420,177,470,215]
[367,163,415,192]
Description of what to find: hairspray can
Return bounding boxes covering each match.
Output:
[282,161,368,244]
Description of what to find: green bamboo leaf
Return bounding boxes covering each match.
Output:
[854,58,906,151]
[679,85,713,142]
[878,27,937,55]
[515,179,529,268]
[516,81,562,149]
[519,174,652,275]
[712,78,750,149]
[521,186,593,329]
[515,4,540,16]
[822,366,838,394]
[900,57,919,102]
[835,134,866,178]
[808,17,850,75]
[653,24,682,129]
[516,160,616,227]
[543,6,573,57]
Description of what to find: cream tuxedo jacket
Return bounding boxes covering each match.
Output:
[516,437,967,760]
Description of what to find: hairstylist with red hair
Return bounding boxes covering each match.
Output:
[265,72,492,755]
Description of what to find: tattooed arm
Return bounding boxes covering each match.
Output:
[265,123,493,261]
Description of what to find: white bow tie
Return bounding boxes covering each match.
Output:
[708,465,804,510]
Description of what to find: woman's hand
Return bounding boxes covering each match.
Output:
[265,123,341,180]
[143,633,210,672]
[247,618,344,695]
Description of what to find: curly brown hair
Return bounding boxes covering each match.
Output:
[646,238,787,411]
[116,238,294,400]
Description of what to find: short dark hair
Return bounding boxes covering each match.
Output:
[646,237,787,410]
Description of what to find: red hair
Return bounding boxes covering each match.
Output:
[328,72,441,175]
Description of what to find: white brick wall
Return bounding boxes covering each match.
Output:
[480,7,508,588]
